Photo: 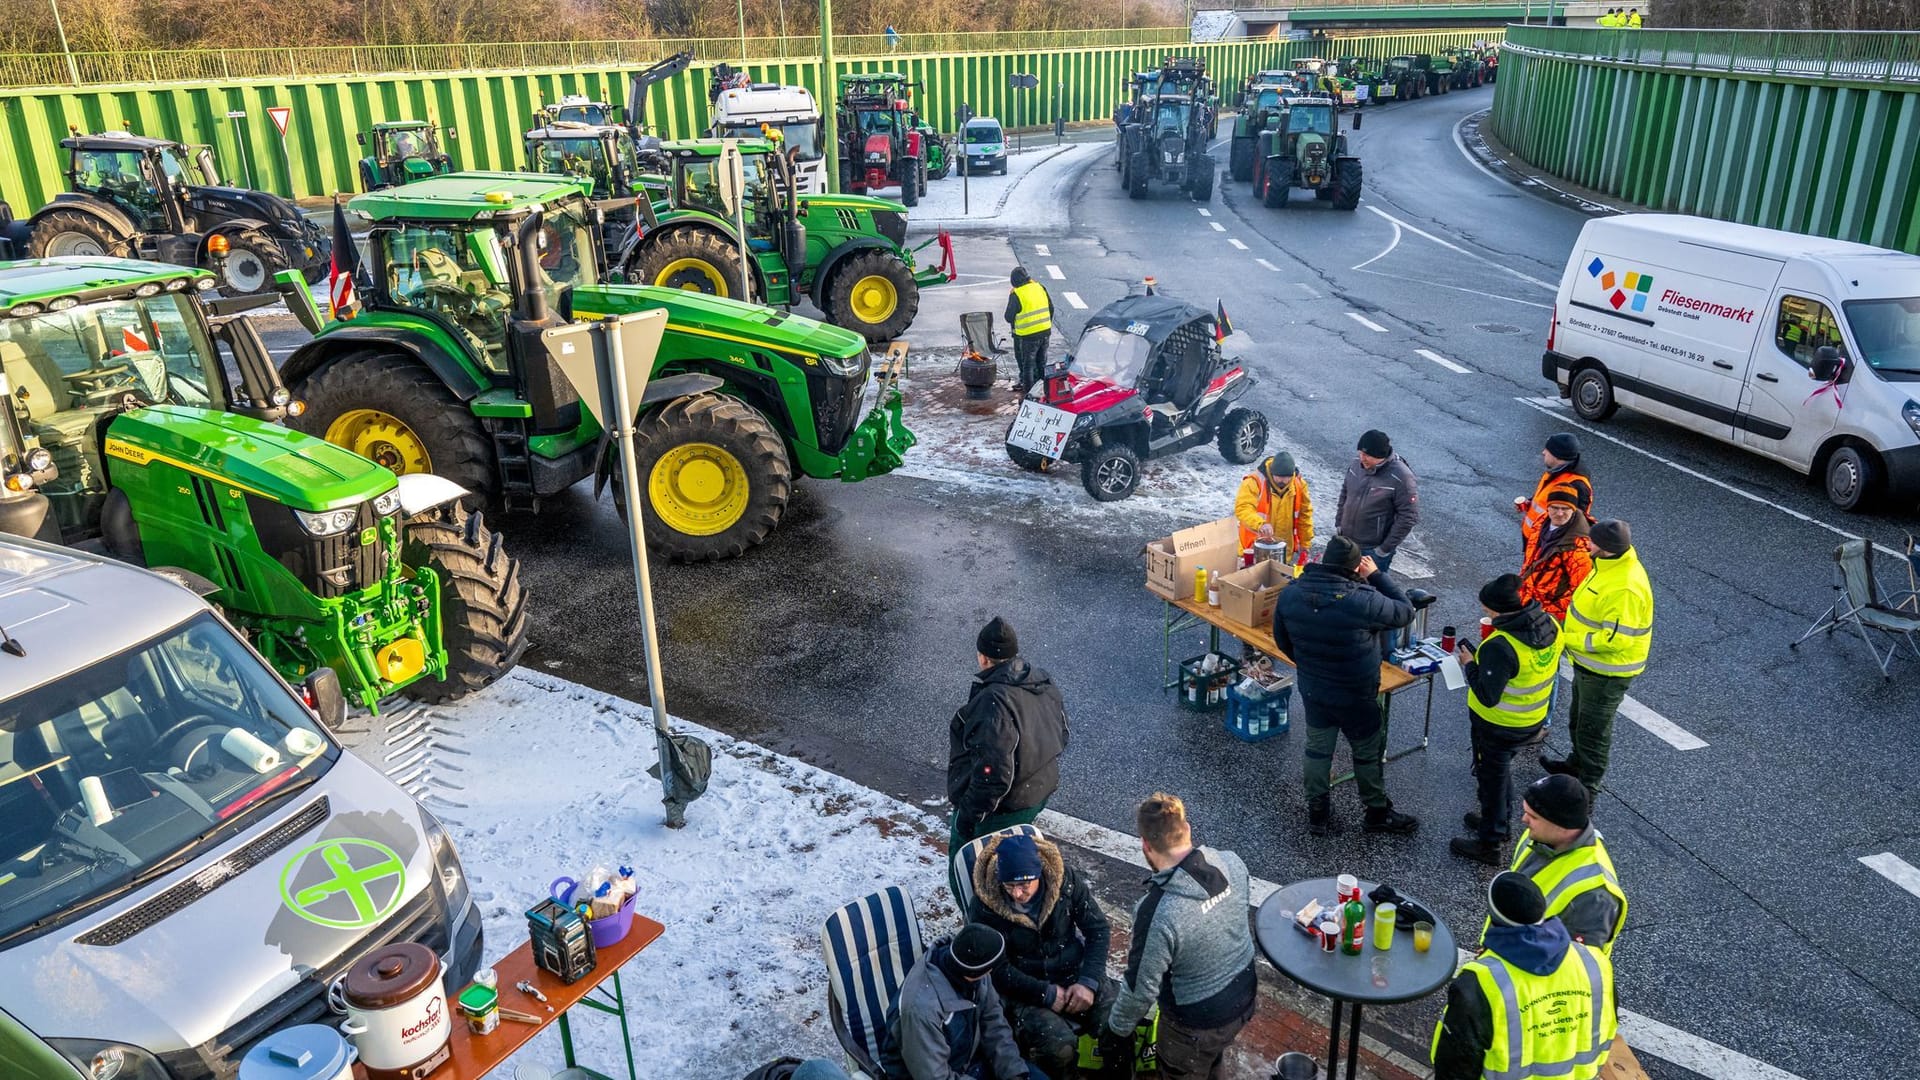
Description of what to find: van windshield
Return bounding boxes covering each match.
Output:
[1844,297,1920,373]
[0,613,335,945]
[965,123,1002,143]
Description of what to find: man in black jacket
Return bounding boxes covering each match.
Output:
[949,617,1069,898]
[1335,429,1420,576]
[1450,575,1565,865]
[1272,537,1419,837]
[969,833,1113,1074]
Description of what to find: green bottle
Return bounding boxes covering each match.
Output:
[1340,897,1366,956]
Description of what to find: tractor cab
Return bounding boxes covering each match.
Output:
[358,120,453,191]
[655,140,808,278]
[539,94,619,129]
[62,134,215,234]
[525,121,644,200]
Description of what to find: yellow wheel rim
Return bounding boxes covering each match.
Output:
[848,274,899,324]
[325,408,433,475]
[655,257,730,297]
[648,442,749,536]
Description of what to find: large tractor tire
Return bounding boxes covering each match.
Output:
[631,393,792,562]
[899,158,921,206]
[1128,153,1151,199]
[28,208,124,259]
[1229,137,1254,182]
[400,501,530,704]
[290,353,496,500]
[824,250,919,343]
[628,228,747,299]
[216,231,290,296]
[1262,159,1295,208]
[1332,159,1364,211]
[1189,156,1215,202]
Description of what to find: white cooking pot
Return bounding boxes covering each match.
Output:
[330,942,451,1077]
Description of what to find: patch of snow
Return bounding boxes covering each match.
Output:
[1191,12,1241,41]
[907,143,1110,234]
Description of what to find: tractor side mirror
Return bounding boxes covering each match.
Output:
[356,132,366,146]
[302,668,348,729]
[214,316,293,422]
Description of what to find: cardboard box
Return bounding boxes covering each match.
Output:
[1145,518,1241,601]
[1217,561,1290,629]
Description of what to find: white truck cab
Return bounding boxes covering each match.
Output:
[709,84,827,193]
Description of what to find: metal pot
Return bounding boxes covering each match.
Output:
[331,942,451,1080]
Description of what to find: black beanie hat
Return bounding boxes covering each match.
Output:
[977,617,1019,661]
[1545,488,1581,507]
[950,923,1006,975]
[1523,774,1591,831]
[1544,432,1581,460]
[1488,871,1548,927]
[1323,536,1363,571]
[994,835,1044,883]
[1590,519,1631,554]
[1478,573,1525,614]
[1357,429,1392,458]
[1010,266,1031,286]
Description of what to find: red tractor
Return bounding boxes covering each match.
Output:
[837,75,926,205]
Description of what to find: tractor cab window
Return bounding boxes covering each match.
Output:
[1290,107,1333,134]
[678,155,770,230]
[383,129,426,162]
[1774,295,1843,369]
[73,148,162,220]
[1153,101,1189,133]
[533,137,613,192]
[376,224,512,373]
[555,103,612,126]
[0,293,223,414]
[1255,90,1281,110]
[518,205,598,316]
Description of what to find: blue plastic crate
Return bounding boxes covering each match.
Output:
[1224,678,1292,743]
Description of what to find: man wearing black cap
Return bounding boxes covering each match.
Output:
[1006,267,1053,391]
[1450,574,1564,865]
[1431,873,1618,1080]
[1479,776,1628,954]
[1547,519,1653,795]
[948,617,1069,897]
[880,923,1042,1080]
[1273,535,1419,836]
[1519,433,1594,559]
[1234,451,1314,565]
[1336,429,1419,576]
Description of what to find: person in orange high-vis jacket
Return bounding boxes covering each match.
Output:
[1518,433,1593,558]
[1519,491,1593,623]
[1236,452,1314,563]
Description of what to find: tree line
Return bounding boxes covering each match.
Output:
[1649,0,1916,29]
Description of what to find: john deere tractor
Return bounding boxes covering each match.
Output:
[0,256,529,710]
[1383,55,1431,100]
[281,173,915,562]
[621,139,951,343]
[358,120,454,191]
[1118,56,1217,202]
[1255,97,1362,211]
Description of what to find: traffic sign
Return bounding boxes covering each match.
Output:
[267,107,291,137]
[1010,73,1038,90]
[225,110,246,119]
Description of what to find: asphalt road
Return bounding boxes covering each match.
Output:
[259,91,1920,1079]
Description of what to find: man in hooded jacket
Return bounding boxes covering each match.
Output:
[949,617,1069,897]
[1518,490,1593,622]
[1450,575,1565,865]
[881,923,1044,1080]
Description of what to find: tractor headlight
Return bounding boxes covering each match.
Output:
[8,302,42,316]
[294,507,359,537]
[164,277,189,291]
[133,282,161,297]
[195,277,217,291]
[373,489,403,517]
[270,387,292,407]
[820,351,863,377]
[26,447,52,473]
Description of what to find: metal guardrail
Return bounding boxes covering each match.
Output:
[1503,25,1920,84]
[0,28,1191,88]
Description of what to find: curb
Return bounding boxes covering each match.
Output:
[1456,109,1635,218]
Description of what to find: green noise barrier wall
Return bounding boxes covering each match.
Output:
[1490,26,1920,253]
[0,28,1496,208]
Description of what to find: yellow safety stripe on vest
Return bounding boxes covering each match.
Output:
[1474,954,1615,1080]
[1564,603,1651,637]
[1571,652,1646,676]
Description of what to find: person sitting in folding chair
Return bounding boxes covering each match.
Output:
[879,924,1045,1080]
[1791,538,1920,680]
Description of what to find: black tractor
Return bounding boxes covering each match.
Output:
[1119,56,1217,202]
[20,129,329,295]
[1384,55,1432,100]
[1255,97,1363,212]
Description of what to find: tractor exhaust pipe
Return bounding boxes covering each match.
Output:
[513,210,550,324]
[509,209,581,436]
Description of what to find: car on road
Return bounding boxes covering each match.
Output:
[1545,214,1920,511]
[961,117,1008,174]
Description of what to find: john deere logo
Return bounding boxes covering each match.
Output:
[278,837,407,929]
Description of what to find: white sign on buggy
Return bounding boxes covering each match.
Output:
[1006,399,1077,459]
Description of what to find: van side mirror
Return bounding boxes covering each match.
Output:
[1811,346,1844,382]
[303,668,348,728]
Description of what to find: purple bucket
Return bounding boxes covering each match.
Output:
[549,876,637,948]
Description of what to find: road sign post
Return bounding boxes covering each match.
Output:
[957,102,973,215]
[1009,73,1038,152]
[225,110,255,191]
[267,106,293,196]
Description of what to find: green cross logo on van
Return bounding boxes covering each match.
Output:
[278,837,408,929]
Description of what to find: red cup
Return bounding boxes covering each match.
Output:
[1480,617,1494,640]
[1440,627,1457,652]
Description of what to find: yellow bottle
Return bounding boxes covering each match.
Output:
[1193,567,1209,604]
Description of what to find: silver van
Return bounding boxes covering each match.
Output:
[0,538,482,1079]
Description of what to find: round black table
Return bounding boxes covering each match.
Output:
[1253,877,1457,1080]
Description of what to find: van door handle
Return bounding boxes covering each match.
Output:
[1756,372,1779,383]
[1713,361,1735,370]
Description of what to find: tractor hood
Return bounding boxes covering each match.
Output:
[572,284,869,361]
[185,186,309,233]
[104,406,398,513]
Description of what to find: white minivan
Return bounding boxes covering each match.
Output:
[961,117,1007,174]
[1544,214,1920,510]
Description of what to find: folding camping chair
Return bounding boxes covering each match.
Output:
[960,311,1007,357]
[1790,538,1920,680]
[822,886,925,1080]
[948,823,1045,916]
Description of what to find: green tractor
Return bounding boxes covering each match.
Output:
[1383,55,1431,100]
[621,139,952,343]
[523,120,665,255]
[1338,57,1386,105]
[280,172,915,562]
[1230,82,1292,182]
[358,120,455,191]
[0,256,529,710]
[1255,97,1362,212]
[1424,52,1457,95]
[1442,46,1485,89]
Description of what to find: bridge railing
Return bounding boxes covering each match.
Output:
[1503,24,1920,85]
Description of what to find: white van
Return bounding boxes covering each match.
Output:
[1544,214,1920,510]
[961,117,1007,174]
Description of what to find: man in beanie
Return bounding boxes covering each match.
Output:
[1234,451,1314,567]
[1450,574,1564,865]
[1517,433,1594,560]
[1273,537,1419,836]
[948,617,1069,897]
[880,923,1042,1080]
[1431,873,1617,1080]
[1478,775,1628,954]
[968,833,1115,1074]
[1005,266,1054,391]
[1546,519,1653,795]
[1336,429,1419,576]
[1517,490,1592,623]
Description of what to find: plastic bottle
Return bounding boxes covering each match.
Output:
[1194,566,1209,603]
[1207,574,1220,607]
[1341,896,1366,955]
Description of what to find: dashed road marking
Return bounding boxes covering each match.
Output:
[1227,238,1248,250]
[1198,208,1213,217]
[1346,311,1389,333]
[1416,347,1472,374]
[1298,283,1322,298]
[1256,258,1280,272]
[1045,264,1065,280]
[1862,852,1920,900]
[1062,291,1087,310]
[1209,221,1226,232]
[1034,243,1051,256]
[1366,206,1557,291]
[1556,666,1707,750]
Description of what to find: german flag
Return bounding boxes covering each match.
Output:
[1214,300,1233,343]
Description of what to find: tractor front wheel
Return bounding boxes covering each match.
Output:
[1128,153,1151,199]
[631,394,792,562]
[900,158,921,206]
[401,502,530,704]
[290,353,496,499]
[216,232,290,296]
[1229,138,1253,182]
[824,251,919,343]
[1262,159,1295,208]
[1332,158,1364,211]
[629,229,746,299]
[28,208,122,259]
[1188,155,1215,202]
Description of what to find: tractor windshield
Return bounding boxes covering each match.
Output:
[379,128,434,162]
[1289,107,1334,134]
[72,148,162,214]
[0,292,224,414]
[0,611,336,947]
[677,154,771,228]
[520,203,599,316]
[718,120,823,162]
[1068,325,1154,387]
[531,136,622,193]
[554,103,613,125]
[375,224,514,373]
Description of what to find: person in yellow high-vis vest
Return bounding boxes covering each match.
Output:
[1450,574,1564,866]
[1627,8,1643,26]
[1433,872,1618,1080]
[1543,519,1652,796]
[1479,776,1628,955]
[1006,266,1053,391]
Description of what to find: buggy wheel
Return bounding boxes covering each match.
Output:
[1006,444,1048,472]
[1218,408,1268,465]
[1081,443,1140,502]
[400,502,530,704]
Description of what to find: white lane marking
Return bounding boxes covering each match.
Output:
[1352,213,1403,271]
[1554,659,1707,750]
[1228,238,1248,251]
[1355,269,1553,310]
[1045,264,1065,280]
[1209,221,1226,232]
[1416,348,1473,374]
[1298,283,1322,298]
[1861,853,1920,900]
[1450,111,1506,183]
[1366,206,1557,291]
[1062,291,1088,310]
[1516,397,1907,561]
[1256,258,1281,272]
[1034,243,1051,256]
[1346,311,1389,333]
[1038,809,1808,1080]
[1198,208,1213,217]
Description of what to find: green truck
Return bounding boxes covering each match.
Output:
[281,172,914,562]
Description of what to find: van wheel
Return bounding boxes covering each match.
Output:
[1569,366,1618,421]
[1824,445,1881,512]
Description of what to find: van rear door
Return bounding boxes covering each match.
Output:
[1737,289,1846,467]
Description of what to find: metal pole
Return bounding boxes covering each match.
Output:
[820,0,839,192]
[736,0,748,61]
[49,0,79,84]
[603,317,685,828]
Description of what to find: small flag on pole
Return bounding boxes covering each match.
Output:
[328,197,359,319]
[1215,300,1233,343]
[122,325,151,353]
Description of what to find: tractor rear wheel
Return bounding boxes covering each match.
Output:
[28,208,122,259]
[631,393,792,562]
[290,353,496,500]
[400,502,529,704]
[824,250,918,343]
[217,232,290,296]
[1262,159,1295,208]
[1332,159,1364,211]
[629,228,746,299]
[1082,443,1140,502]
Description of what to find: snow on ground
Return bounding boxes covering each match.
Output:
[1191,12,1242,41]
[345,671,963,1077]
[906,142,1111,233]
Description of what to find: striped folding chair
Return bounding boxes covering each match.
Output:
[948,824,1046,917]
[822,886,924,1080]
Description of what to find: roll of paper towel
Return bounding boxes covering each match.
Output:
[222,728,283,774]
[79,775,115,826]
